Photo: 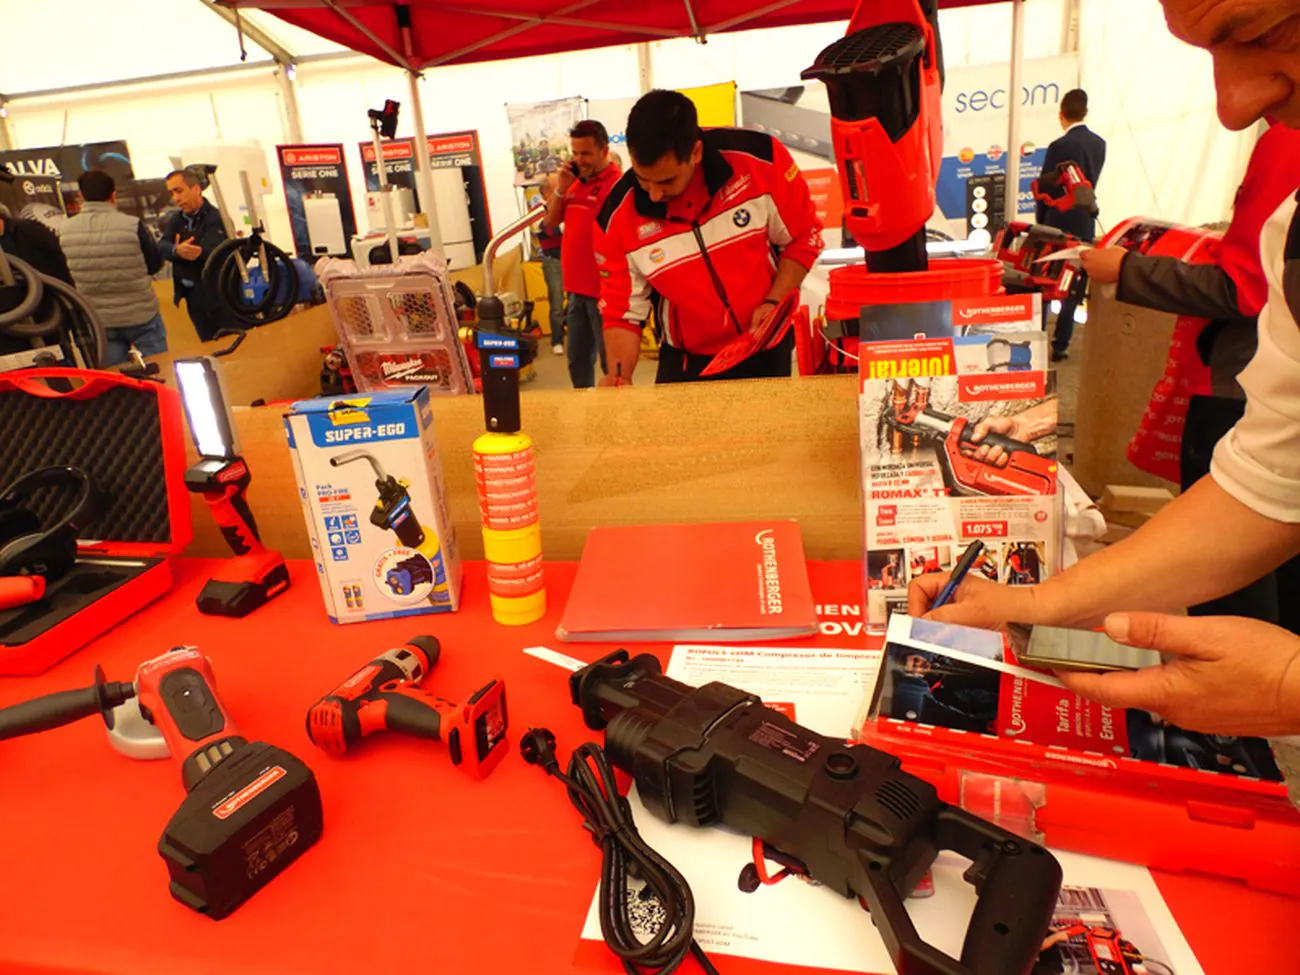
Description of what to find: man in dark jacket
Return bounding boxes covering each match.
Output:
[1037,89,1106,360]
[159,169,229,342]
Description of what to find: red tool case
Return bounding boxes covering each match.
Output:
[0,369,192,675]
[858,715,1300,896]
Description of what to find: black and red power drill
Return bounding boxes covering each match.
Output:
[1032,161,1098,220]
[174,348,290,618]
[886,401,1058,496]
[0,647,323,919]
[306,636,509,778]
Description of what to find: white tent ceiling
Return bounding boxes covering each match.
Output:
[0,1,348,96]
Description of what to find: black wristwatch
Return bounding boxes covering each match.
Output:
[759,297,779,307]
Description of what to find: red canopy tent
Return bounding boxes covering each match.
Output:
[226,0,1017,246]
[231,0,995,72]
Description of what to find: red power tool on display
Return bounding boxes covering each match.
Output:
[803,0,944,273]
[306,635,509,778]
[886,400,1058,496]
[0,647,324,919]
[174,335,290,618]
[994,221,1089,302]
[1052,923,1149,975]
[1033,160,1099,218]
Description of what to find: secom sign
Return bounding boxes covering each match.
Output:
[952,82,1063,114]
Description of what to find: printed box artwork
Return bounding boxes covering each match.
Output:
[284,386,462,624]
[870,615,1281,784]
[860,330,1060,628]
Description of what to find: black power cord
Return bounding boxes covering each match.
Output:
[520,728,719,975]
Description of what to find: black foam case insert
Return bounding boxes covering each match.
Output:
[0,379,174,645]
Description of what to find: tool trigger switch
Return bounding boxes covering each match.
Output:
[448,728,462,765]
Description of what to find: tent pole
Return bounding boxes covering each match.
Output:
[371,121,402,264]
[637,44,653,94]
[1004,0,1027,227]
[277,64,305,144]
[406,70,445,261]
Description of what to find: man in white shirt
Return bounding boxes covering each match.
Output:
[910,0,1300,799]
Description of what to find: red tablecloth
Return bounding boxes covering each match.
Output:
[0,560,1295,974]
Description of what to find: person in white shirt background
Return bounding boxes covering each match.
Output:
[910,0,1300,801]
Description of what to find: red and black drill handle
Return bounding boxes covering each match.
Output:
[134,648,247,791]
[891,406,1037,458]
[953,417,1037,458]
[184,459,267,557]
[306,636,443,753]
[307,637,508,777]
[0,648,244,791]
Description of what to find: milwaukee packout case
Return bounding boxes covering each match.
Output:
[859,614,1300,895]
[0,369,192,675]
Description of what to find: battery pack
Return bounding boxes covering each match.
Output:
[158,742,323,920]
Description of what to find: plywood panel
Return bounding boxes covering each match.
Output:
[1072,291,1179,496]
[185,375,864,562]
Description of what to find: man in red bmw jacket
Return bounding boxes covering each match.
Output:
[595,89,824,384]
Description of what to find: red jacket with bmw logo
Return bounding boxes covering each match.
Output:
[594,129,823,356]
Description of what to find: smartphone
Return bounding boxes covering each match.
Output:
[1006,622,1162,673]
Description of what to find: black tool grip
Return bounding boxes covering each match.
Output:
[0,682,135,741]
[381,688,443,741]
[942,805,1062,975]
[858,804,1061,975]
[958,425,1036,458]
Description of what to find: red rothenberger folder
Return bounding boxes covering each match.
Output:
[557,520,819,643]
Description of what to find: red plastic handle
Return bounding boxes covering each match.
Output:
[135,648,241,770]
[0,368,153,401]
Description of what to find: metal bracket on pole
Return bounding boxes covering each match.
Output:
[1004,0,1027,228]
[682,0,706,43]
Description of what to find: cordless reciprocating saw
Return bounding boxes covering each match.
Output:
[566,649,1063,975]
[306,635,509,778]
[0,648,323,918]
[886,401,1057,497]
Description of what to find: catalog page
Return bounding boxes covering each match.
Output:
[859,331,1060,628]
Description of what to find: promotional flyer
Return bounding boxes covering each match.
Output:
[859,331,1059,628]
[276,144,358,260]
[871,615,1283,783]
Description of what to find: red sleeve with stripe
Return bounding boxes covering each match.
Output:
[765,138,824,270]
[595,211,651,335]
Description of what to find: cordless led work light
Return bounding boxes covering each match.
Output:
[175,352,289,617]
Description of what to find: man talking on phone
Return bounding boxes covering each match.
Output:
[543,119,620,388]
[160,168,230,343]
[910,0,1300,806]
